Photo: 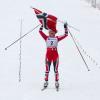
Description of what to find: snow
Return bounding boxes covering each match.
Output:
[0,0,100,100]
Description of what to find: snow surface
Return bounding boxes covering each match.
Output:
[0,0,100,100]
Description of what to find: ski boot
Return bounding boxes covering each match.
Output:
[44,81,48,88]
[41,81,48,91]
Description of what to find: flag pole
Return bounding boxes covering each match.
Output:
[19,18,22,82]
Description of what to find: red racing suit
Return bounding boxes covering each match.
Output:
[39,29,68,81]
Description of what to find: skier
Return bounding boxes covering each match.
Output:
[39,22,68,90]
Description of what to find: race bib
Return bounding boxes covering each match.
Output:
[46,37,58,48]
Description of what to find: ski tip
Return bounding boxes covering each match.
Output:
[41,88,46,91]
[30,6,34,9]
[30,6,33,9]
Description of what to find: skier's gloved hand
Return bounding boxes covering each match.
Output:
[64,22,68,29]
[43,12,47,17]
[64,22,68,35]
[40,25,43,31]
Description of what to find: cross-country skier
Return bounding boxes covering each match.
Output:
[39,22,68,90]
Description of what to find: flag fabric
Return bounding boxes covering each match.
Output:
[32,8,57,33]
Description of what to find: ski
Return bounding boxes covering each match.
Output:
[41,81,59,91]
[41,87,47,91]
[41,86,59,91]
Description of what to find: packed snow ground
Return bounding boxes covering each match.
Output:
[0,0,100,100]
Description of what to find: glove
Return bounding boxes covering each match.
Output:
[64,22,68,34]
[64,22,68,28]
[40,25,43,31]
[43,12,47,17]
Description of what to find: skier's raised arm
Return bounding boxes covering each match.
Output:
[57,22,68,41]
[39,25,48,40]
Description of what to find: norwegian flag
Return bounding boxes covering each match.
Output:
[32,8,57,33]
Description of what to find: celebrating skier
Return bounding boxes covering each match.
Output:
[39,22,68,90]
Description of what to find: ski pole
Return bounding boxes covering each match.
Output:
[5,24,40,50]
[68,29,90,71]
[57,19,80,32]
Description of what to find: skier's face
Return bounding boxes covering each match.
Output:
[49,30,55,37]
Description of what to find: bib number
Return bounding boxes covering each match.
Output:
[51,41,53,46]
